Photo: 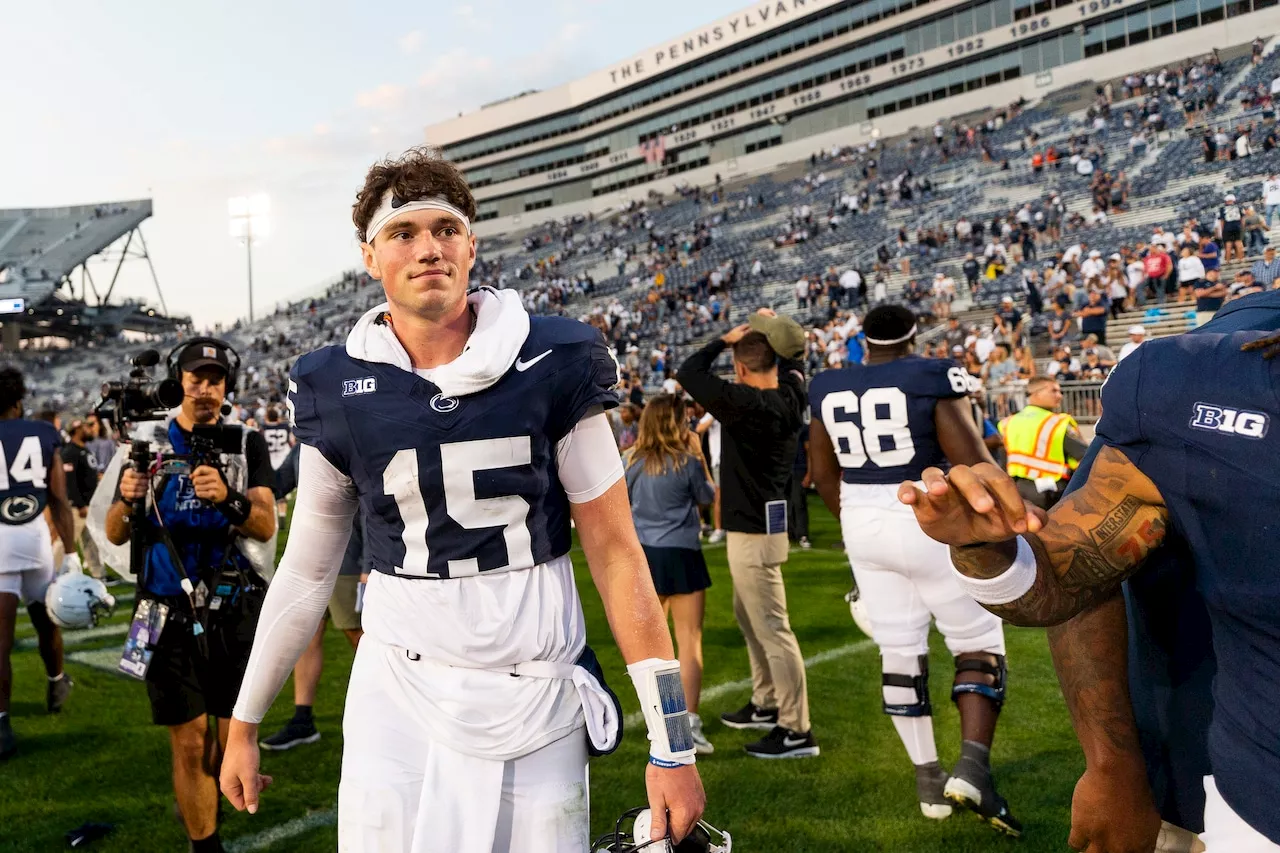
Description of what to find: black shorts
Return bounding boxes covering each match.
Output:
[1223,224,1242,241]
[643,545,711,597]
[143,592,261,726]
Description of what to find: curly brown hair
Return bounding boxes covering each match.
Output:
[352,146,477,243]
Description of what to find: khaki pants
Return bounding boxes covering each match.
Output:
[726,531,810,733]
[53,511,105,579]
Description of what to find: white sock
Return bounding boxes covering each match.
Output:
[0,711,8,720]
[48,672,64,683]
[882,653,938,766]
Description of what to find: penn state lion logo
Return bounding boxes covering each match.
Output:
[0,495,39,523]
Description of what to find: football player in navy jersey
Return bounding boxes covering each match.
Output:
[904,291,1280,851]
[808,306,1021,835]
[0,367,79,759]
[259,405,293,521]
[222,148,704,852]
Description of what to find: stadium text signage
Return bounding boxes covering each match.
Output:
[607,0,840,87]
[475,1,1118,202]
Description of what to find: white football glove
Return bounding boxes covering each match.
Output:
[60,553,83,576]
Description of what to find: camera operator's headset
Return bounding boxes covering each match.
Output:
[165,337,241,394]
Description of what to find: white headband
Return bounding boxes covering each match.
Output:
[864,324,918,346]
[364,192,471,242]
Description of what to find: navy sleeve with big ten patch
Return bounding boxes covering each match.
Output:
[1091,331,1280,843]
[288,316,619,582]
[809,355,970,485]
[0,419,62,525]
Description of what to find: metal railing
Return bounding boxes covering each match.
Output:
[983,379,1105,424]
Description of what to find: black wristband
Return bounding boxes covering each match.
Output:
[216,489,252,526]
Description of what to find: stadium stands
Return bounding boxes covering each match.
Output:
[9,39,1280,426]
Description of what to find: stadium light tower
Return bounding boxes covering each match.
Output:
[228,194,270,323]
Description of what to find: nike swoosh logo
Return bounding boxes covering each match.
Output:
[751,713,773,722]
[515,349,553,372]
[783,737,808,747]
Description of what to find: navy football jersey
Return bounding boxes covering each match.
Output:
[1093,328,1280,842]
[289,316,619,580]
[260,424,292,470]
[0,419,61,525]
[809,356,970,484]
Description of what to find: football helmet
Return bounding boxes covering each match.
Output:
[590,808,731,852]
[45,571,116,629]
[844,584,875,639]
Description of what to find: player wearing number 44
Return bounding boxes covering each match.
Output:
[220,148,706,853]
[807,305,1021,836]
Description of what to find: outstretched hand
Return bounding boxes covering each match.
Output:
[898,464,1046,547]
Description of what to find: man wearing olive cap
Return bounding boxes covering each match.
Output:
[677,307,818,759]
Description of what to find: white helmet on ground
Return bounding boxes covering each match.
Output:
[45,571,116,629]
[844,584,875,639]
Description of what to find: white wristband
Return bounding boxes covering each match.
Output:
[951,536,1038,606]
[626,658,696,766]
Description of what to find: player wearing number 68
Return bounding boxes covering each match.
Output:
[806,305,1022,836]
[220,148,706,853]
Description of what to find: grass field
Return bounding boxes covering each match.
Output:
[0,497,1083,852]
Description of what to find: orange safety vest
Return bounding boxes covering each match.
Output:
[998,405,1080,481]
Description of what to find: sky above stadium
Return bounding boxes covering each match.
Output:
[0,0,747,328]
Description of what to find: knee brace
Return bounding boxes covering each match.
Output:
[951,653,1007,711]
[882,653,932,718]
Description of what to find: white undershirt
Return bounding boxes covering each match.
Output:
[232,412,623,747]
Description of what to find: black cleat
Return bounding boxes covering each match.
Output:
[945,768,1022,837]
[47,675,73,714]
[744,725,820,759]
[259,717,320,751]
[720,702,779,731]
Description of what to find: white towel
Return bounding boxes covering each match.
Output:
[345,286,530,398]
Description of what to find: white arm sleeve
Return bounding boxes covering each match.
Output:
[556,411,624,504]
[232,444,358,723]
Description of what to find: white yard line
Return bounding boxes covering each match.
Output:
[17,623,129,651]
[623,637,875,727]
[66,647,129,672]
[221,635,876,851]
[226,810,338,853]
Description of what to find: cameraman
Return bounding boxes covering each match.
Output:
[104,340,276,853]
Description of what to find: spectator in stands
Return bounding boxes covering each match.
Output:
[1217,193,1245,263]
[1244,206,1268,256]
[1229,269,1264,300]
[1047,346,1082,381]
[1082,333,1117,369]
[1263,173,1280,229]
[1076,289,1110,345]
[794,275,811,311]
[1049,302,1073,349]
[943,317,967,352]
[84,413,116,476]
[839,267,862,309]
[615,403,640,451]
[1193,273,1229,327]
[1195,234,1220,302]
[1177,245,1206,305]
[993,297,1023,347]
[962,253,980,295]
[1118,326,1146,361]
[623,394,717,755]
[1251,245,1280,288]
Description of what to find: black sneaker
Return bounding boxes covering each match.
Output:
[944,769,1022,837]
[259,717,320,751]
[720,702,778,731]
[744,726,820,759]
[0,717,14,760]
[47,675,73,714]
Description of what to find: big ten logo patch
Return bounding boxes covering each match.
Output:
[342,377,378,397]
[1189,403,1269,439]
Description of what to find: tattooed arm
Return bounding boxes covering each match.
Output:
[898,445,1168,627]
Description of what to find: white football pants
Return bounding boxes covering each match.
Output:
[840,485,1005,658]
[1202,776,1280,852]
[338,636,590,853]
